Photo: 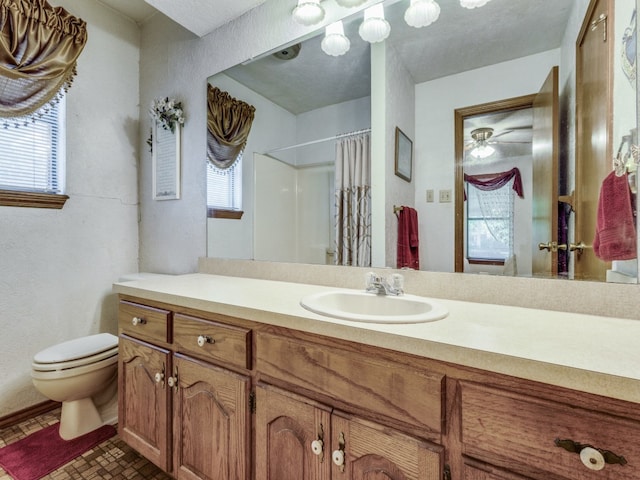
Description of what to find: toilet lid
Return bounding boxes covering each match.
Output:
[33,333,118,364]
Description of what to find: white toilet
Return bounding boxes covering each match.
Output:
[31,333,119,440]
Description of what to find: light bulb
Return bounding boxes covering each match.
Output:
[334,0,367,7]
[470,145,495,159]
[359,4,390,43]
[460,0,491,9]
[292,0,325,26]
[321,21,351,56]
[405,0,440,28]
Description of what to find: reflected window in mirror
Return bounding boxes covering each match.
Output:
[207,160,242,218]
[206,85,256,220]
[466,182,514,265]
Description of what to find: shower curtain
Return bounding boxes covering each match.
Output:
[334,133,372,267]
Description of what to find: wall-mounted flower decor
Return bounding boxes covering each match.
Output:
[149,97,185,133]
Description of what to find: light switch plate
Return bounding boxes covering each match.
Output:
[439,189,452,203]
[426,189,434,202]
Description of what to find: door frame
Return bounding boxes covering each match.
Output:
[454,95,536,273]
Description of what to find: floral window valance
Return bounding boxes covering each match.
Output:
[207,84,255,170]
[0,0,87,121]
[464,167,524,200]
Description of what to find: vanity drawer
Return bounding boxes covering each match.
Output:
[460,381,640,480]
[119,301,170,344]
[256,332,444,434]
[173,314,251,370]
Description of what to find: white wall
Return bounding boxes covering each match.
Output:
[415,49,561,273]
[384,43,416,268]
[294,96,371,167]
[0,0,140,416]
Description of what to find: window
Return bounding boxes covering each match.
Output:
[207,157,243,219]
[0,98,67,209]
[466,180,514,263]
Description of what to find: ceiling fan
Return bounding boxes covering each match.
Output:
[465,127,531,159]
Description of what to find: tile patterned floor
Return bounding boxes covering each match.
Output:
[0,409,172,480]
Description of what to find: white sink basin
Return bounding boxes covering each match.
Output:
[300,291,448,324]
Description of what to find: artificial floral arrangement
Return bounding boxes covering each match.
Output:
[149,97,185,133]
[147,97,185,152]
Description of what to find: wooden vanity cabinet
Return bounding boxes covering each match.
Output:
[118,295,640,480]
[118,335,172,471]
[255,331,445,480]
[459,381,640,480]
[255,383,442,480]
[118,299,252,480]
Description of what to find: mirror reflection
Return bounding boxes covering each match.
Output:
[206,0,638,284]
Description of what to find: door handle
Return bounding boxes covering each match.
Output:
[538,242,567,252]
[570,241,590,253]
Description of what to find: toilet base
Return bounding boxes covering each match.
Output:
[59,397,103,440]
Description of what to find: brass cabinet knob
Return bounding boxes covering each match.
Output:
[154,372,164,384]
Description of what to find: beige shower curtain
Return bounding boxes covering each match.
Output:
[334,133,371,267]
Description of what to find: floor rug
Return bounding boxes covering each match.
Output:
[0,423,116,480]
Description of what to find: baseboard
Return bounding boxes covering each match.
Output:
[0,400,60,430]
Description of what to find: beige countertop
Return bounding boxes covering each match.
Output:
[113,273,640,404]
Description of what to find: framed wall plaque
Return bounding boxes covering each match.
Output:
[152,121,181,200]
[394,127,413,182]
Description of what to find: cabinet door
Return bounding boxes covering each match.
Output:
[118,336,172,471]
[173,354,250,480]
[255,383,331,480]
[330,410,442,480]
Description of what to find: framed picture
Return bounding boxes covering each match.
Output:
[152,120,181,200]
[394,127,413,182]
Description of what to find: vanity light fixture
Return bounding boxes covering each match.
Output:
[359,4,391,43]
[321,20,351,56]
[404,0,441,28]
[292,0,325,26]
[334,0,367,7]
[460,0,491,9]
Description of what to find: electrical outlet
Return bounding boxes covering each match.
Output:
[439,189,452,203]
[426,189,434,202]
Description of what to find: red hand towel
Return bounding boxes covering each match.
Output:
[397,206,420,269]
[593,171,637,261]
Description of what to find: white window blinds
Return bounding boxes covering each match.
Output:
[0,98,65,195]
[207,157,242,210]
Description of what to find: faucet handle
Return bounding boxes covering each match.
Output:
[388,273,404,293]
[365,271,379,289]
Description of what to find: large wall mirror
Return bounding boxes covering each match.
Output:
[207,0,639,284]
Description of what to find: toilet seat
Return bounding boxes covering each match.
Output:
[32,333,118,373]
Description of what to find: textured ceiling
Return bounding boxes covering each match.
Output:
[97,0,265,36]
[223,0,574,115]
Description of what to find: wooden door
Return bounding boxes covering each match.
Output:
[330,410,442,479]
[172,354,250,480]
[575,0,613,281]
[531,66,560,277]
[118,336,172,471]
[255,383,331,480]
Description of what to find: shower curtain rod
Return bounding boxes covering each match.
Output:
[264,128,371,155]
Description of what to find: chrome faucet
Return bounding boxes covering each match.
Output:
[365,272,404,296]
